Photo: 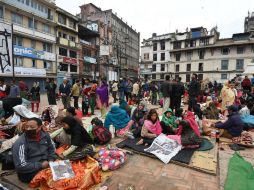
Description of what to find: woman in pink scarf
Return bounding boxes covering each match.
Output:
[137,109,162,146]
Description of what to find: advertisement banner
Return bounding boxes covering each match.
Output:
[14,45,56,61]
[84,56,96,64]
[0,21,13,75]
[63,57,77,65]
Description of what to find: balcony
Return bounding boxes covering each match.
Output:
[58,37,80,49]
[12,23,56,42]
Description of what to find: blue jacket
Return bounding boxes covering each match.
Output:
[215,112,243,137]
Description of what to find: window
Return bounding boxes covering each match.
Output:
[199,50,205,59]
[43,43,52,52]
[186,74,190,82]
[221,60,229,70]
[69,36,76,42]
[237,47,244,54]
[198,63,203,71]
[160,74,165,79]
[153,43,157,51]
[173,42,181,49]
[14,57,23,66]
[176,53,181,61]
[190,40,196,47]
[176,64,179,72]
[69,50,77,58]
[144,53,149,60]
[161,64,165,71]
[13,36,23,46]
[161,53,165,61]
[186,51,192,61]
[200,38,209,46]
[153,54,157,61]
[221,74,227,79]
[58,14,66,25]
[26,0,30,6]
[236,59,244,70]
[43,61,52,70]
[32,59,36,67]
[59,47,67,56]
[152,74,156,79]
[187,64,191,71]
[83,49,91,56]
[43,24,50,33]
[175,74,179,80]
[160,41,165,50]
[152,64,156,72]
[0,6,3,19]
[60,63,68,71]
[221,47,230,55]
[28,18,37,29]
[198,74,203,81]
[69,20,76,29]
[31,40,36,49]
[70,64,77,72]
[12,13,22,25]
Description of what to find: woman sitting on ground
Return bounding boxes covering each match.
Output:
[168,111,202,147]
[137,109,162,146]
[104,106,133,137]
[66,107,83,126]
[131,101,147,137]
[50,116,93,159]
[203,102,220,120]
[160,108,177,135]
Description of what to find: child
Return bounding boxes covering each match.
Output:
[160,108,177,135]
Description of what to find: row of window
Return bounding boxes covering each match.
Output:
[13,36,52,52]
[58,14,76,29]
[11,12,51,33]
[59,47,77,58]
[59,63,77,72]
[173,39,210,49]
[153,41,165,51]
[14,56,52,70]
[17,0,49,15]
[152,64,166,72]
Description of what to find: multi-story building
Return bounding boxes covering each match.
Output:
[0,0,57,90]
[78,23,100,80]
[140,33,171,81]
[55,7,80,86]
[79,3,140,81]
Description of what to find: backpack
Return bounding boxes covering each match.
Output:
[91,117,103,127]
[92,126,111,145]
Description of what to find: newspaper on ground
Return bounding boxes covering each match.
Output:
[49,160,75,181]
[144,134,182,164]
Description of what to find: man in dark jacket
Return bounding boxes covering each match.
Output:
[161,75,172,112]
[12,118,56,183]
[188,74,200,111]
[174,77,185,110]
[241,76,251,93]
[59,78,71,109]
[214,105,243,138]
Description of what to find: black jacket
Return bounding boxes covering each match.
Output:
[59,83,71,96]
[175,82,185,97]
[12,131,56,174]
[161,81,172,98]
[188,79,200,97]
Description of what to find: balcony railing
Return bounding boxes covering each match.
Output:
[58,37,80,49]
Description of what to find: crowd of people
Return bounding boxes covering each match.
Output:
[0,73,254,188]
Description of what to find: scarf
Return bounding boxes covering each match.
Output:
[144,119,162,135]
[161,108,177,129]
[96,83,109,106]
[104,106,130,130]
[182,111,201,137]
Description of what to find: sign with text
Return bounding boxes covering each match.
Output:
[14,45,56,61]
[100,45,110,56]
[84,56,96,64]
[63,57,77,65]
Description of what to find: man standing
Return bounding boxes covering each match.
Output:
[161,75,172,112]
[132,80,140,98]
[45,79,57,105]
[174,77,185,110]
[82,79,91,116]
[188,74,200,111]
[125,79,133,102]
[118,78,125,101]
[8,80,20,98]
[12,118,56,183]
[89,80,97,115]
[112,80,118,103]
[71,79,81,109]
[59,78,71,109]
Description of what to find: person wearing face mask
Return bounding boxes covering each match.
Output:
[12,118,56,183]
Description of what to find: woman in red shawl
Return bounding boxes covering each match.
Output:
[168,111,202,147]
[96,80,109,118]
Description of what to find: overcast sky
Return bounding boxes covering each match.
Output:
[56,0,252,41]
